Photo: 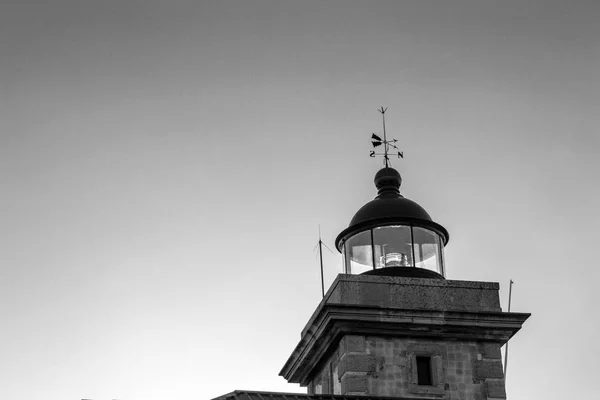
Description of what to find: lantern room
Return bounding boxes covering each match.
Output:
[335,167,449,279]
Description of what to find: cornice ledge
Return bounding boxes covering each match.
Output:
[281,303,530,385]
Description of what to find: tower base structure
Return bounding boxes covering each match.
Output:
[280,274,529,400]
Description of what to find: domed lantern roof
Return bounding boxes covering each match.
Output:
[349,167,437,226]
[335,168,450,279]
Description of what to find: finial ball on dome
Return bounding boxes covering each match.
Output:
[374,167,402,197]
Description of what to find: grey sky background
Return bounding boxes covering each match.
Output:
[1,1,599,399]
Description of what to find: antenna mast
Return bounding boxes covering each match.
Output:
[313,225,335,298]
[318,226,325,298]
[504,279,514,380]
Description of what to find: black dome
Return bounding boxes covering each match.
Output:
[349,197,433,226]
[335,167,449,251]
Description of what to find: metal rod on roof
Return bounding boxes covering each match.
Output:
[318,226,325,298]
[504,279,514,381]
[378,106,389,167]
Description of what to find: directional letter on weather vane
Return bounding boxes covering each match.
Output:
[369,107,403,167]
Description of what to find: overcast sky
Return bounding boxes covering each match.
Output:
[1,1,599,400]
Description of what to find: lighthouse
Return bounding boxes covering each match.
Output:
[214,111,530,400]
[279,160,529,399]
[279,110,529,400]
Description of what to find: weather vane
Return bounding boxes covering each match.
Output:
[369,107,403,167]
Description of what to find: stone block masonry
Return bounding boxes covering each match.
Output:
[282,275,528,399]
[313,335,508,400]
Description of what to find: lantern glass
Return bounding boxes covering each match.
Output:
[345,230,373,274]
[412,226,444,275]
[373,225,413,268]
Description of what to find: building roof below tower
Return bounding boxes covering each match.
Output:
[212,390,424,400]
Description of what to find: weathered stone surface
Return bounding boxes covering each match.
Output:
[340,374,368,394]
[360,281,390,306]
[316,334,503,398]
[485,379,507,399]
[474,360,504,379]
[407,343,444,356]
[481,343,502,360]
[339,354,377,377]
[340,335,366,354]
[328,275,502,313]
[283,274,529,391]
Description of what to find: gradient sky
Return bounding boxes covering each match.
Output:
[1,1,599,399]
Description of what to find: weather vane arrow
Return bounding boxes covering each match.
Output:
[369,107,403,167]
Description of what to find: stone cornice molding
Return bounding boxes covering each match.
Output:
[281,303,529,386]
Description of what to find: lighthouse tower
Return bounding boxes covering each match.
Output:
[279,163,529,399]
[212,111,530,400]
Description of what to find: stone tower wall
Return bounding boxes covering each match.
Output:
[309,335,506,400]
